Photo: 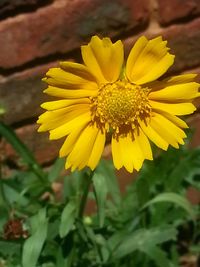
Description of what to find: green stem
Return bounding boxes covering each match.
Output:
[0,161,9,208]
[78,171,93,218]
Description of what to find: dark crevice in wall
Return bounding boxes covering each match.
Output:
[0,48,82,76]
[159,13,200,28]
[10,116,39,129]
[42,158,58,168]
[0,0,53,21]
[113,20,149,43]
[168,63,200,76]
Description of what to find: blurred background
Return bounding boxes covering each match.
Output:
[0,0,200,182]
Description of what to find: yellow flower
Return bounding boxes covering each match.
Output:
[37,35,200,172]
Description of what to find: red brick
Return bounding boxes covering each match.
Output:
[0,123,62,165]
[0,62,58,124]
[162,18,200,72]
[124,18,200,74]
[188,113,200,148]
[186,186,200,205]
[157,0,200,25]
[0,0,149,69]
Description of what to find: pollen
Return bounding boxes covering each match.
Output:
[91,80,151,132]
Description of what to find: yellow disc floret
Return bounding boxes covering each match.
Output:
[91,80,151,132]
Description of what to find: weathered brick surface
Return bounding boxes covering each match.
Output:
[0,0,149,69]
[188,113,200,148]
[162,18,200,72]
[0,123,62,165]
[0,62,57,124]
[157,0,200,25]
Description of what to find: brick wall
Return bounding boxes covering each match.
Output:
[1,0,200,165]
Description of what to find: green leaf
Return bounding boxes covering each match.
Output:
[142,192,195,219]
[59,200,76,238]
[48,158,65,183]
[141,246,174,267]
[2,182,29,206]
[0,240,21,257]
[112,226,177,259]
[93,172,108,227]
[22,208,48,267]
[56,247,68,267]
[0,122,46,182]
[96,159,121,205]
[136,175,150,207]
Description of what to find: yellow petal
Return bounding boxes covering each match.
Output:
[153,109,188,129]
[59,121,89,157]
[112,133,147,172]
[66,124,105,171]
[38,104,89,123]
[45,67,97,90]
[49,111,91,139]
[150,113,186,148]
[128,134,146,171]
[126,36,174,84]
[87,130,106,170]
[44,86,98,98]
[149,82,199,101]
[162,74,197,84]
[116,135,135,172]
[150,100,196,115]
[81,36,124,83]
[37,105,90,132]
[136,130,153,160]
[126,36,148,79]
[41,98,91,111]
[139,119,169,150]
[146,74,198,91]
[111,136,123,170]
[60,61,97,82]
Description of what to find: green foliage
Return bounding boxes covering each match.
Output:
[22,208,48,267]
[0,122,199,267]
[59,200,76,238]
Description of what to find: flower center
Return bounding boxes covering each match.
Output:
[91,80,151,132]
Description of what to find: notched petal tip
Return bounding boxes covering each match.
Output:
[42,77,47,82]
[40,103,47,109]
[37,125,45,133]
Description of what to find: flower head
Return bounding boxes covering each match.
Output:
[37,36,200,172]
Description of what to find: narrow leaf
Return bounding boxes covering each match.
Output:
[59,200,76,238]
[96,159,121,205]
[48,158,65,183]
[142,192,195,219]
[141,246,173,267]
[93,172,108,227]
[22,208,48,267]
[113,226,177,259]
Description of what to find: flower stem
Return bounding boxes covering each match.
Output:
[78,171,93,218]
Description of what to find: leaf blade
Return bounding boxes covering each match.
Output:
[59,200,76,238]
[142,192,195,219]
[93,172,108,227]
[22,208,48,267]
